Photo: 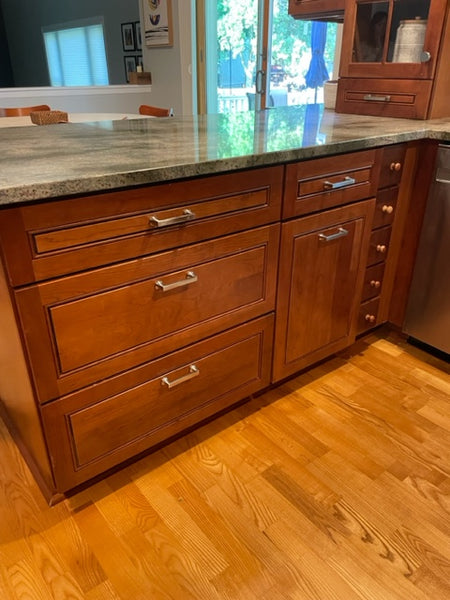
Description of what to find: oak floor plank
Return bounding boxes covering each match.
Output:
[0,328,449,599]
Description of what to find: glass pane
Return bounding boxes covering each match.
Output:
[388,0,430,63]
[270,0,338,106]
[353,2,389,63]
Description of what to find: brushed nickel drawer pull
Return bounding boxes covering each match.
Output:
[149,209,196,228]
[161,365,199,388]
[364,94,391,102]
[323,176,356,190]
[155,270,197,291]
[319,227,349,242]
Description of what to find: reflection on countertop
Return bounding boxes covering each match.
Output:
[1,104,449,205]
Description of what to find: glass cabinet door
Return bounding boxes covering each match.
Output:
[341,0,444,79]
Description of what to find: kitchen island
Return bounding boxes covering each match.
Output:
[0,106,448,502]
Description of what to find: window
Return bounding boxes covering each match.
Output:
[43,18,109,87]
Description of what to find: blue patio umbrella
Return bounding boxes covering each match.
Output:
[305,22,329,101]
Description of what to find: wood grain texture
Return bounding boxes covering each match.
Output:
[0,327,449,599]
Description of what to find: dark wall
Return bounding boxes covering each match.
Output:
[0,0,139,87]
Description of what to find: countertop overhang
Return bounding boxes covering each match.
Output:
[1,105,449,206]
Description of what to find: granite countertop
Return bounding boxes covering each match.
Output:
[1,105,449,206]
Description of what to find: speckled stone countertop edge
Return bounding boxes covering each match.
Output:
[1,113,449,207]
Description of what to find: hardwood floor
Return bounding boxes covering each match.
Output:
[0,328,449,600]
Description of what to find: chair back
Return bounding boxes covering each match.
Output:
[0,104,51,117]
[139,104,174,117]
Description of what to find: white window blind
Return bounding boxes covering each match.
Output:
[43,20,109,86]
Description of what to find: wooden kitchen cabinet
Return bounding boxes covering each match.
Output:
[357,143,406,333]
[273,198,374,382]
[0,165,283,499]
[288,0,345,20]
[336,0,450,119]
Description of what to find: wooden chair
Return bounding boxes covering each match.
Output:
[0,104,51,117]
[139,104,174,117]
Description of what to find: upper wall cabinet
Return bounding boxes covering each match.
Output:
[288,0,345,21]
[336,0,450,119]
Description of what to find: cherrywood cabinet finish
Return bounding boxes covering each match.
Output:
[14,225,279,403]
[336,0,450,119]
[273,198,374,382]
[41,315,274,491]
[357,143,407,334]
[283,149,378,218]
[0,166,283,286]
[288,0,345,19]
[0,143,431,500]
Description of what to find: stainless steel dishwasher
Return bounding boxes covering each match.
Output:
[404,143,450,357]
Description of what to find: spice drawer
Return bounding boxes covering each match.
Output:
[361,263,385,303]
[41,315,274,491]
[0,166,283,286]
[15,225,280,403]
[373,188,398,229]
[367,226,391,266]
[358,298,380,334]
[283,149,377,218]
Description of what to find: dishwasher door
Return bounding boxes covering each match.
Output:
[404,144,450,356]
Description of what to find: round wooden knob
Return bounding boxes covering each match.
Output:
[382,205,394,214]
[376,244,387,253]
[365,314,376,323]
[390,162,402,172]
[370,280,381,288]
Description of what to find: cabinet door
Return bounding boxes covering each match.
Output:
[288,0,345,19]
[273,199,374,382]
[340,0,445,80]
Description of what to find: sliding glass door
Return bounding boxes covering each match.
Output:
[197,0,340,115]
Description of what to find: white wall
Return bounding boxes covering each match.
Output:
[140,0,194,116]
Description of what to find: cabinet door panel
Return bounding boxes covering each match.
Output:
[273,199,374,381]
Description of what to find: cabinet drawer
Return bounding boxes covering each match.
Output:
[0,166,283,286]
[378,145,406,189]
[373,188,398,229]
[41,315,274,492]
[367,226,391,266]
[361,263,385,302]
[284,149,377,218]
[336,79,432,120]
[15,225,280,402]
[358,298,380,334]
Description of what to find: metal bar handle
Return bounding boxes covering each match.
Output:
[363,94,391,102]
[149,208,196,228]
[155,270,197,292]
[161,365,199,388]
[319,227,349,242]
[323,176,356,190]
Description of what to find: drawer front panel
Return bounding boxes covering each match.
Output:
[15,225,280,402]
[284,149,377,217]
[367,226,391,266]
[336,79,432,120]
[361,263,385,302]
[0,166,283,286]
[358,298,380,334]
[373,188,398,229]
[378,145,406,189]
[41,315,274,491]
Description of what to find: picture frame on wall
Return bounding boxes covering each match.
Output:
[141,0,173,48]
[121,22,136,52]
[124,55,137,82]
[134,21,142,51]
